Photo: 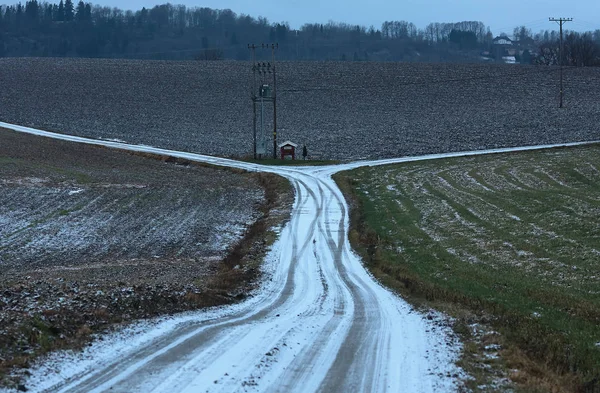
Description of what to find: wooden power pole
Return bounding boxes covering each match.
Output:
[549,17,573,108]
[248,43,278,159]
[248,44,258,159]
[270,43,278,160]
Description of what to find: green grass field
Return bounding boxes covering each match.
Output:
[335,146,600,392]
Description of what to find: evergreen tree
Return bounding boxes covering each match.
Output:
[75,1,85,22]
[15,3,24,27]
[43,4,53,23]
[4,6,14,29]
[64,0,74,21]
[25,1,39,22]
[84,3,91,21]
[56,0,64,21]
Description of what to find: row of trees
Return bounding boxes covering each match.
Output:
[512,25,600,45]
[536,32,600,66]
[0,1,599,64]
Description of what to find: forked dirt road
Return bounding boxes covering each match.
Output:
[2,121,597,393]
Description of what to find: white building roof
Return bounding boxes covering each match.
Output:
[278,140,298,148]
[493,37,513,45]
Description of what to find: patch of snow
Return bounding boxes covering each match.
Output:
[210,223,246,252]
[502,56,517,64]
[464,173,492,192]
[537,169,568,187]
[484,352,500,360]
[1,177,49,186]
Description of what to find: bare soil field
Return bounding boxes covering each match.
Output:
[0,58,599,160]
[335,145,600,391]
[0,128,292,387]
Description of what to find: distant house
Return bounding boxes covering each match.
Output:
[493,36,513,46]
[492,36,516,63]
[496,36,538,64]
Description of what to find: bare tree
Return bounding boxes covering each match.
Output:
[564,32,600,66]
[536,32,600,66]
[536,40,560,65]
[513,25,532,42]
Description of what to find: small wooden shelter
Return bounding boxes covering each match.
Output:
[278,141,298,160]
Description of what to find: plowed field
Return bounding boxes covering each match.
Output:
[0,58,598,160]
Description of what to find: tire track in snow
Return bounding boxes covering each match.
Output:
[269,179,354,393]
[316,179,387,393]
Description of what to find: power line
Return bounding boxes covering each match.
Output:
[106,39,259,59]
[279,65,566,95]
[572,19,598,28]
[570,20,599,32]
[491,18,550,35]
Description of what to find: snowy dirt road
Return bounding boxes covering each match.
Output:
[2,121,597,393]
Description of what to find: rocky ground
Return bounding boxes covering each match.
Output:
[0,58,598,161]
[0,129,293,388]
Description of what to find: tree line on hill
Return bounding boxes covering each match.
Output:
[0,1,599,65]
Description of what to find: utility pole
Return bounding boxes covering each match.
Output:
[270,43,278,159]
[549,17,573,108]
[248,44,258,159]
[248,43,278,160]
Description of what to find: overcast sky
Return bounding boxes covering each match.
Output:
[101,0,598,35]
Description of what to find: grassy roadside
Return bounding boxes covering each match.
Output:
[334,146,600,392]
[240,158,340,166]
[208,171,293,296]
[0,129,293,389]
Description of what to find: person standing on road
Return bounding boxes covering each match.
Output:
[302,145,308,160]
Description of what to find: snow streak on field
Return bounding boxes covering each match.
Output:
[0,129,263,270]
[0,178,260,269]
